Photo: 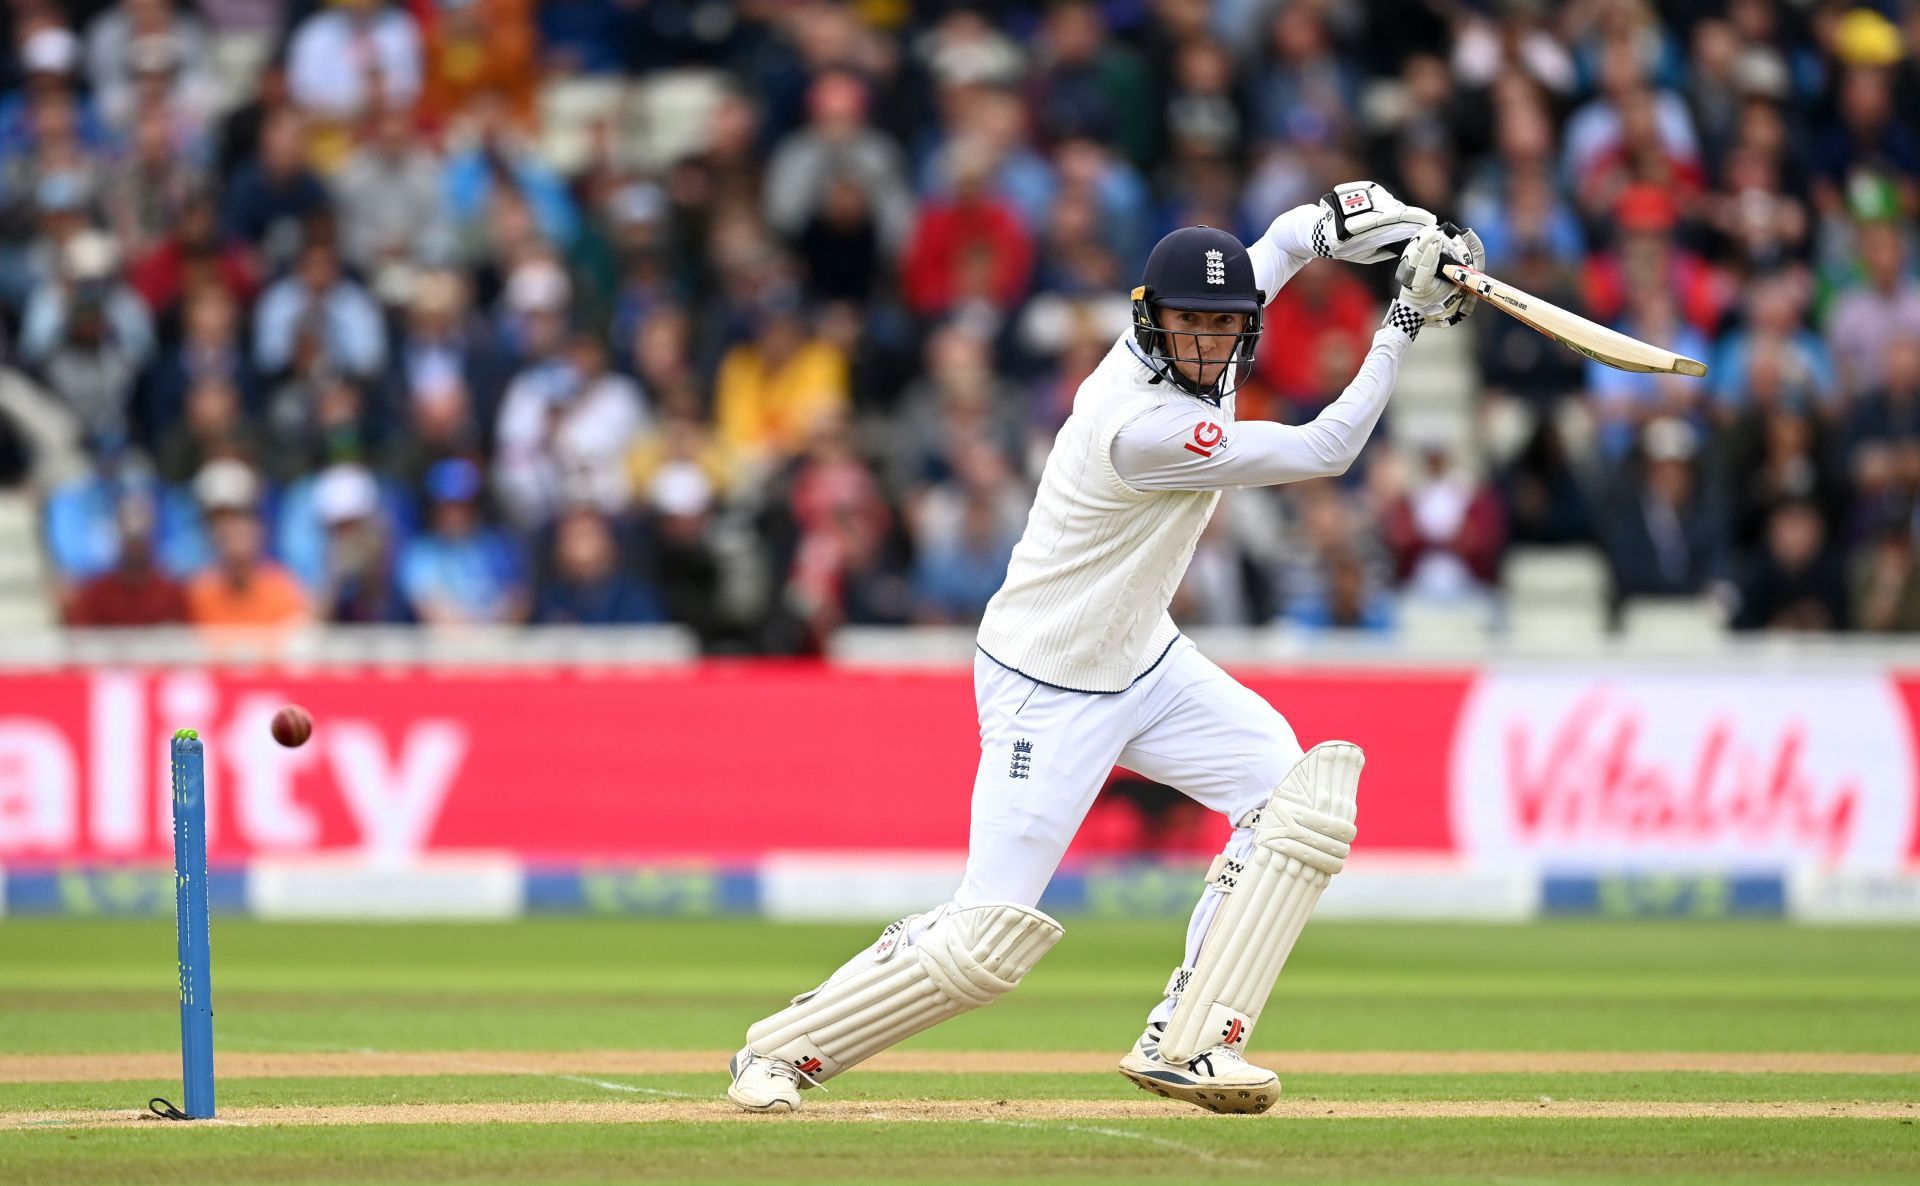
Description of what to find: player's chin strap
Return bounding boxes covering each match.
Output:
[1156,741,1362,1065]
[744,902,1063,1084]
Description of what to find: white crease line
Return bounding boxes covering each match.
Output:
[221,1034,697,1100]
[548,1074,695,1099]
[978,1117,1262,1168]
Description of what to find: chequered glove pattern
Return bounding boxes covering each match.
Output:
[1311,222,1331,259]
[1383,300,1424,340]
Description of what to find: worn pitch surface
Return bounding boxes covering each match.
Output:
[2,918,1916,1183]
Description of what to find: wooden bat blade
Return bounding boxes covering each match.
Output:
[1440,263,1708,378]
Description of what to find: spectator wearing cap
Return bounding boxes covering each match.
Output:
[308,462,407,623]
[713,286,850,472]
[398,457,526,626]
[1601,417,1726,606]
[85,1,220,143]
[252,235,387,380]
[531,503,662,625]
[64,489,188,626]
[763,70,914,261]
[0,24,112,160]
[493,330,649,529]
[19,229,156,448]
[1827,219,1920,401]
[185,459,311,629]
[221,109,332,272]
[286,0,423,123]
[0,167,91,313]
[331,104,452,278]
[0,75,109,316]
[644,459,726,646]
[629,387,733,510]
[1811,13,1919,198]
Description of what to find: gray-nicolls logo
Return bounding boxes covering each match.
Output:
[1009,738,1034,779]
[1204,249,1225,285]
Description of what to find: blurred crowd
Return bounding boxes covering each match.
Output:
[2,0,1919,647]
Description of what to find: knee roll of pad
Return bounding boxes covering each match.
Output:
[745,902,1062,1082]
[1157,741,1362,1064]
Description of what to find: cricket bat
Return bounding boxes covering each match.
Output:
[1441,262,1709,378]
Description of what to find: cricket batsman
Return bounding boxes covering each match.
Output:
[728,182,1482,1114]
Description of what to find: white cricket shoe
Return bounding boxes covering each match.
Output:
[1117,1022,1280,1114]
[726,1046,805,1113]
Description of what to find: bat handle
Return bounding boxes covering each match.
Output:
[1439,262,1482,293]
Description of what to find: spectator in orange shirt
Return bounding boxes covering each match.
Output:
[184,459,311,629]
[417,0,538,133]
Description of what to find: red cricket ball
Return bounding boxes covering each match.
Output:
[271,704,313,748]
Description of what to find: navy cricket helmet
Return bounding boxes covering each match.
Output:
[1131,225,1265,398]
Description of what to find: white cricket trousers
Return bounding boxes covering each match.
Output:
[958,636,1304,1026]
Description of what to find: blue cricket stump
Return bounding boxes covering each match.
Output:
[169,728,216,1119]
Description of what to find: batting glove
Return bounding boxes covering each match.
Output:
[1434,221,1485,327]
[1312,181,1438,265]
[1384,225,1457,338]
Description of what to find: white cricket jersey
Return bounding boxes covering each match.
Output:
[976,203,1416,693]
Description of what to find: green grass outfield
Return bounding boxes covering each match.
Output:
[1,918,1917,1183]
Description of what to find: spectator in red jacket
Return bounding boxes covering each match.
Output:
[1252,259,1376,420]
[901,138,1033,320]
[1582,184,1730,339]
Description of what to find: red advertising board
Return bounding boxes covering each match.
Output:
[0,664,1914,867]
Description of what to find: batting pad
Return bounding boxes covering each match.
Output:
[745,902,1062,1082]
[1157,741,1362,1064]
